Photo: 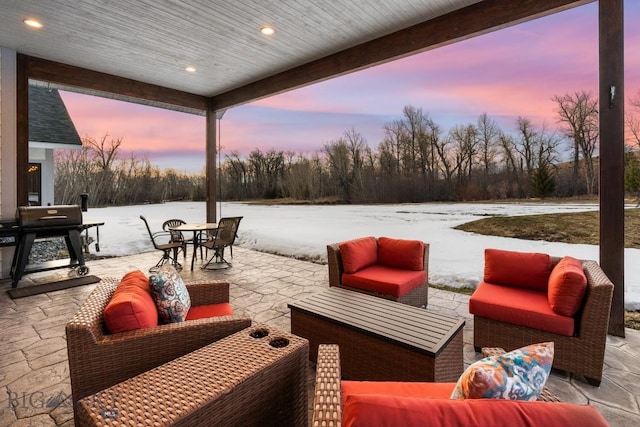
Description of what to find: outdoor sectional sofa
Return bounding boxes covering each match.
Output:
[469,249,614,386]
[311,344,610,426]
[327,236,429,307]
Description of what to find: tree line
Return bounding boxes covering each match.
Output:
[54,134,205,206]
[54,90,640,206]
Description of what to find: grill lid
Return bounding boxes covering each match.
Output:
[17,205,83,228]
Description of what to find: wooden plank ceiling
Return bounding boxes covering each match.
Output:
[0,0,592,111]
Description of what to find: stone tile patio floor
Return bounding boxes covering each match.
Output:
[1,247,639,426]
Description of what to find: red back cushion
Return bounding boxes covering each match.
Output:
[342,394,609,427]
[339,237,378,274]
[484,249,552,291]
[104,270,158,333]
[548,256,587,317]
[377,237,424,271]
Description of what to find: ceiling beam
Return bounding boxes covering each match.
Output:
[21,55,208,114]
[212,0,593,110]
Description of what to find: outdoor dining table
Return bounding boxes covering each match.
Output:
[169,223,218,270]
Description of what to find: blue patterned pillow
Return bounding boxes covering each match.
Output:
[148,265,191,323]
[451,342,554,401]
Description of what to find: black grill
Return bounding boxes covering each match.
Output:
[17,205,83,229]
[10,205,89,288]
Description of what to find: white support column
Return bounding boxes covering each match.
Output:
[0,47,18,278]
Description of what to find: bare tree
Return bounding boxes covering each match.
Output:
[401,105,427,174]
[626,89,640,150]
[449,124,478,181]
[433,136,459,191]
[476,113,500,177]
[382,120,405,175]
[553,91,599,195]
[324,128,367,202]
[514,117,538,175]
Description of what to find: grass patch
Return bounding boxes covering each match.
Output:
[454,208,640,248]
[430,283,475,295]
[626,311,640,330]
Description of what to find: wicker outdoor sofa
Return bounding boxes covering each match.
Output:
[471,255,614,386]
[327,237,430,307]
[311,345,609,426]
[66,277,252,423]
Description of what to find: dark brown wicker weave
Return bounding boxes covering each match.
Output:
[66,277,252,424]
[326,238,429,307]
[473,258,614,386]
[77,324,309,427]
[311,344,562,426]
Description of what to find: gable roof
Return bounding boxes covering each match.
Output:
[28,85,82,148]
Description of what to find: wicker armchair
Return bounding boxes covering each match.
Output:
[472,258,614,386]
[66,277,252,422]
[326,238,429,307]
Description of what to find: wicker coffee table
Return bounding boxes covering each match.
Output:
[289,287,465,382]
[76,324,309,427]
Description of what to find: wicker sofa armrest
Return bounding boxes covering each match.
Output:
[576,260,614,340]
[312,344,342,427]
[327,243,343,287]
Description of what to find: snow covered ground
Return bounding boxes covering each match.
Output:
[82,201,640,310]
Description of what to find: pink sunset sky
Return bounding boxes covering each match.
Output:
[60,1,640,174]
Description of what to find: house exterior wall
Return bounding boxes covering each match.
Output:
[0,47,18,278]
[28,146,54,206]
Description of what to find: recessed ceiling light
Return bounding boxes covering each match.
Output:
[23,18,43,29]
[260,26,275,36]
[185,66,196,73]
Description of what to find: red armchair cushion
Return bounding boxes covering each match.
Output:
[104,270,158,333]
[185,303,234,320]
[342,394,609,427]
[469,281,574,336]
[342,265,426,297]
[339,237,378,274]
[377,237,424,271]
[484,249,552,292]
[548,256,587,317]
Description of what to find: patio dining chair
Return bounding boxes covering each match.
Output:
[162,218,189,261]
[140,215,183,272]
[201,216,242,269]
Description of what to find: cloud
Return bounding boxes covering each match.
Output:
[59,1,639,165]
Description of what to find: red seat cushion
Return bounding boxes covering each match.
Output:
[469,281,575,336]
[104,270,158,333]
[377,237,424,271]
[484,249,552,292]
[185,303,234,320]
[341,394,609,427]
[548,256,587,317]
[342,265,426,297]
[339,237,378,274]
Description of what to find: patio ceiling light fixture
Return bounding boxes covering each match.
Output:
[185,66,196,73]
[260,26,275,36]
[23,18,43,29]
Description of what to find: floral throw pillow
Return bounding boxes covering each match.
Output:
[148,265,191,323]
[451,342,554,401]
